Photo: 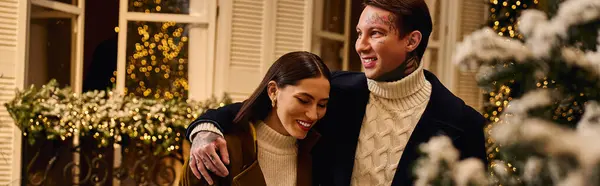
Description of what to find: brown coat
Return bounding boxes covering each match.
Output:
[181,122,320,186]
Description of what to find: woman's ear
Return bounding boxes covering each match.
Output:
[267,81,278,100]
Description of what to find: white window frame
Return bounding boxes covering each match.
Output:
[115,0,217,101]
[311,0,352,71]
[114,2,216,185]
[29,0,85,93]
[422,0,446,83]
[422,0,462,91]
[440,0,461,92]
[26,0,85,184]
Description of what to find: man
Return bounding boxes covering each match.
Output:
[186,0,487,185]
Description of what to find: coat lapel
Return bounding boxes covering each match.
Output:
[332,83,371,186]
[391,71,466,185]
[333,117,365,186]
[297,131,321,186]
[390,116,464,185]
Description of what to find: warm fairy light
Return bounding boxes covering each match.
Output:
[485,0,538,175]
[110,1,190,100]
[124,21,188,100]
[488,0,538,40]
[7,78,231,155]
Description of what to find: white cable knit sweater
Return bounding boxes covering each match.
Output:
[350,63,432,186]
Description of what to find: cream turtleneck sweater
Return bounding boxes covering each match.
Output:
[190,121,298,186]
[350,63,432,186]
[255,121,298,186]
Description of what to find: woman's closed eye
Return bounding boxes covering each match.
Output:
[297,97,327,108]
[297,97,310,104]
[317,103,327,108]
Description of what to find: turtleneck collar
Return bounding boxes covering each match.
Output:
[367,61,429,99]
[255,121,297,154]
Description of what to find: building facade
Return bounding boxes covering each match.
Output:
[0,0,486,184]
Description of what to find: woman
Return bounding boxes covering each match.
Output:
[181,51,332,186]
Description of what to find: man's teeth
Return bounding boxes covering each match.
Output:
[365,58,376,62]
[298,120,311,127]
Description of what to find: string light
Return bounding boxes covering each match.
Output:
[109,0,191,100]
[485,0,538,177]
[489,0,538,40]
[6,78,232,155]
[125,20,189,100]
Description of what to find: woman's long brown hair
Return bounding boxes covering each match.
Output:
[232,51,332,124]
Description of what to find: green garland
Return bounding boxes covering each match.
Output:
[4,79,231,155]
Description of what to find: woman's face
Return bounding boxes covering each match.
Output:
[270,76,330,139]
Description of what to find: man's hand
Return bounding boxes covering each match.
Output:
[188,131,230,185]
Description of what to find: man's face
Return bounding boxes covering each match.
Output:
[355,5,412,80]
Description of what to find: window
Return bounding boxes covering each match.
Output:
[27,0,84,91]
[116,0,216,100]
[312,0,360,71]
[422,0,444,76]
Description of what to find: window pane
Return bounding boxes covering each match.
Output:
[82,0,119,92]
[28,5,73,87]
[128,0,190,14]
[431,0,441,41]
[48,0,77,6]
[125,21,189,100]
[322,0,346,34]
[319,38,344,71]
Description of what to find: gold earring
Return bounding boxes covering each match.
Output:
[271,98,277,107]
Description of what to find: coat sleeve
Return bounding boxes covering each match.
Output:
[185,102,243,141]
[460,105,488,166]
[185,70,363,140]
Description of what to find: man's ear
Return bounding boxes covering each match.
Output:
[406,30,422,53]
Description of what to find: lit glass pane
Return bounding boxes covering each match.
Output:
[319,38,344,71]
[28,5,73,87]
[125,21,189,100]
[128,0,190,14]
[322,0,346,34]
